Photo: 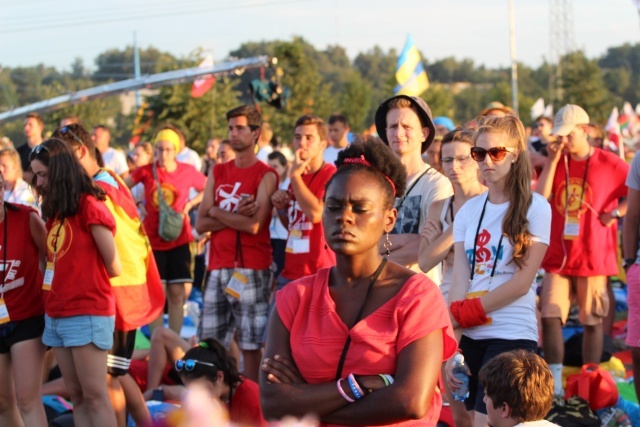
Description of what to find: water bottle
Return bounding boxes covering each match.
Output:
[183,301,201,327]
[451,353,470,402]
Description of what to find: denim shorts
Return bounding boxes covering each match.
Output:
[43,315,115,350]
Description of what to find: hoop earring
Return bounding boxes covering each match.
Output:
[384,232,392,257]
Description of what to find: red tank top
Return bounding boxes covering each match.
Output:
[0,204,44,321]
[209,160,277,270]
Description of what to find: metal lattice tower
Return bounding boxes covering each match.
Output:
[549,0,576,103]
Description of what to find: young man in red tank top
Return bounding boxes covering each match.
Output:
[270,115,337,291]
[196,105,278,382]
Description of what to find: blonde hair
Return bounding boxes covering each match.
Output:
[0,148,23,180]
[473,116,532,269]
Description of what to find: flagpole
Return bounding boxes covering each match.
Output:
[509,0,519,115]
[133,32,141,112]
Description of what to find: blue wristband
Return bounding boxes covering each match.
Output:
[347,375,363,400]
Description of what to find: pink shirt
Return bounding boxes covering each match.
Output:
[276,267,457,427]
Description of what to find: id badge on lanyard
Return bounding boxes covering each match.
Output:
[225,270,248,299]
[563,153,589,241]
[0,298,10,324]
[285,229,310,254]
[43,259,55,291]
[225,231,247,299]
[563,216,580,240]
[44,221,64,291]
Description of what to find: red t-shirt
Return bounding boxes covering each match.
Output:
[280,163,336,280]
[131,162,206,251]
[44,195,117,318]
[229,378,266,427]
[276,267,457,427]
[209,160,277,270]
[0,204,44,321]
[542,149,629,276]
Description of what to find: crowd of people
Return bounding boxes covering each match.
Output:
[0,93,635,427]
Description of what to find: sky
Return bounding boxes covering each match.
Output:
[0,0,638,72]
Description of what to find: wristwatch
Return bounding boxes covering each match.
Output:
[623,258,636,269]
[611,209,622,218]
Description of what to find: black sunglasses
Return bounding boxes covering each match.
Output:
[29,144,49,161]
[59,126,85,147]
[470,146,515,162]
[175,359,216,372]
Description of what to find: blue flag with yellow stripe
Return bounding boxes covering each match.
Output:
[394,34,429,96]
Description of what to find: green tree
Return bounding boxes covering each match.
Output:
[561,51,613,123]
[257,38,336,144]
[338,71,372,132]
[353,46,397,124]
[453,86,484,124]
[93,46,177,81]
[144,74,243,153]
[421,84,454,118]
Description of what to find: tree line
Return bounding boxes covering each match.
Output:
[0,37,636,153]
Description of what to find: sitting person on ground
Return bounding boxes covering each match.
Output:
[479,349,559,427]
[139,337,266,427]
[177,338,266,427]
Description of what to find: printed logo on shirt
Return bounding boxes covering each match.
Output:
[152,183,178,208]
[466,229,504,277]
[287,201,313,231]
[216,182,243,212]
[46,219,73,261]
[554,177,592,217]
[392,195,421,234]
[0,260,25,292]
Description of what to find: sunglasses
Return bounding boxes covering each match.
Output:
[175,359,216,372]
[59,126,85,147]
[470,146,515,162]
[29,143,49,161]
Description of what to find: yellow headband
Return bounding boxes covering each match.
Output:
[154,129,181,153]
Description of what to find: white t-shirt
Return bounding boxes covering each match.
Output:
[393,164,453,283]
[102,147,129,176]
[256,145,274,164]
[453,192,551,342]
[323,146,343,166]
[270,178,290,240]
[177,147,203,172]
[4,178,39,211]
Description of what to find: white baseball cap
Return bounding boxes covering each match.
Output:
[552,104,590,136]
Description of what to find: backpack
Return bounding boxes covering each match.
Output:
[545,396,601,427]
[153,162,184,242]
[565,363,619,412]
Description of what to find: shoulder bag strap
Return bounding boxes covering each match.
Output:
[152,162,168,208]
[397,166,431,210]
[334,258,388,381]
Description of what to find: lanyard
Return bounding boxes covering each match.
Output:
[51,220,64,264]
[469,195,505,283]
[396,166,431,227]
[290,162,325,197]
[399,167,431,210]
[288,163,325,228]
[564,152,591,219]
[334,258,387,380]
[448,196,455,224]
[234,231,244,269]
[1,206,7,295]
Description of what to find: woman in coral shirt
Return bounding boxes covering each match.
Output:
[261,139,457,426]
